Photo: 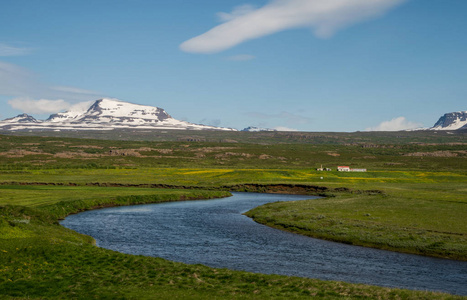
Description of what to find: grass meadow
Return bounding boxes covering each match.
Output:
[0,132,466,299]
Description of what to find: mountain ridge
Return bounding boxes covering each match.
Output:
[1,100,465,132]
[429,111,467,130]
[0,98,236,131]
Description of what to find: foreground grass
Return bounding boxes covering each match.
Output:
[2,236,457,299]
[2,186,458,299]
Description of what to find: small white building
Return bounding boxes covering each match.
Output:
[337,166,367,172]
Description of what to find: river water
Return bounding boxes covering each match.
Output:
[61,192,467,295]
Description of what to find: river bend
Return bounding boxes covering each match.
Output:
[61,192,467,295]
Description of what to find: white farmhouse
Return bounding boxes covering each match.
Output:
[337,166,367,172]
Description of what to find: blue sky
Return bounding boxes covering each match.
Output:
[0,0,466,131]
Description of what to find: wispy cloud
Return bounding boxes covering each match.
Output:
[50,86,102,96]
[7,97,94,115]
[8,98,72,114]
[0,61,39,96]
[216,4,257,22]
[274,126,298,131]
[0,61,105,114]
[180,0,407,54]
[365,117,423,131]
[0,43,33,56]
[226,54,256,61]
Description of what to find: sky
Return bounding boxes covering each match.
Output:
[0,0,466,132]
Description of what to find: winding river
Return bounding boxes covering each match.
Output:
[61,192,467,295]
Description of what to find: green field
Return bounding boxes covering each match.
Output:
[1,131,466,299]
[245,182,467,260]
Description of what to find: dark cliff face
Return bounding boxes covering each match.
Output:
[432,111,467,129]
[46,113,67,121]
[86,99,104,114]
[154,108,171,120]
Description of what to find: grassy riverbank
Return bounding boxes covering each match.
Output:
[0,185,462,299]
[1,132,466,298]
[245,184,467,260]
[2,168,466,261]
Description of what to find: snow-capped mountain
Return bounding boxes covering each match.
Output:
[241,126,277,132]
[2,114,41,124]
[430,111,467,130]
[0,98,236,131]
[46,98,172,124]
[2,113,41,124]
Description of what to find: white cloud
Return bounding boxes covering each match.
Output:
[0,44,104,116]
[50,86,101,96]
[0,61,105,114]
[274,126,298,131]
[217,4,257,22]
[0,61,41,96]
[180,0,407,54]
[7,97,94,115]
[227,54,256,61]
[68,100,94,112]
[365,117,423,131]
[0,43,32,56]
[8,98,72,114]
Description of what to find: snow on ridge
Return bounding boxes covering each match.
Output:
[0,98,237,131]
[430,111,467,130]
[2,114,41,124]
[242,126,277,132]
[45,98,172,123]
[98,98,165,113]
[431,121,467,130]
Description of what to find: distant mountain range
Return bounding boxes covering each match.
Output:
[241,126,277,132]
[0,98,237,131]
[0,98,465,132]
[429,111,467,130]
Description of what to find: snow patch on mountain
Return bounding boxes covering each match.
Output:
[2,113,41,124]
[46,98,171,123]
[0,98,236,131]
[242,126,277,132]
[430,111,467,130]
